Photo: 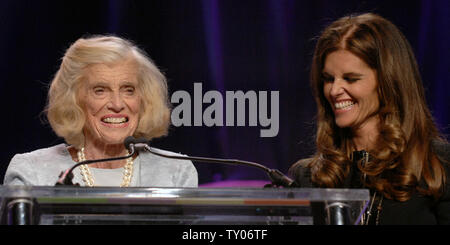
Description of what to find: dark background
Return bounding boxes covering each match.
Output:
[0,0,449,185]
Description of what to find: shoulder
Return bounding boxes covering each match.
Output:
[289,158,313,172]
[432,139,450,164]
[289,158,314,187]
[431,139,450,200]
[9,143,72,170]
[139,147,194,166]
[13,144,70,160]
[138,147,198,187]
[139,147,197,173]
[4,144,72,185]
[431,139,450,182]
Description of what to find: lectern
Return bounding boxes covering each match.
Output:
[0,186,369,225]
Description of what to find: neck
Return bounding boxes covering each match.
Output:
[351,117,380,151]
[81,132,129,169]
[84,141,127,159]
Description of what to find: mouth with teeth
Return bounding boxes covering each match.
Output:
[101,115,129,127]
[334,100,355,111]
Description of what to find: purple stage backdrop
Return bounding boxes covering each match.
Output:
[0,0,449,186]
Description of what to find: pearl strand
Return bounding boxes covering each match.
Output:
[78,147,134,187]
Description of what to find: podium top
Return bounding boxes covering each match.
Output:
[0,186,369,204]
[0,186,370,225]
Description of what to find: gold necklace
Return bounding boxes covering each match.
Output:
[77,147,134,187]
[359,150,384,225]
[362,191,383,225]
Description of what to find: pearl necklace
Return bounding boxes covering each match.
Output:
[77,147,134,187]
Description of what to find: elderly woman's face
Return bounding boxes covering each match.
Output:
[79,59,141,146]
[322,50,379,130]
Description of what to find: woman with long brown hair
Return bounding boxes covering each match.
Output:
[290,13,449,224]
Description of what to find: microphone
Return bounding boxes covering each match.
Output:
[55,144,136,186]
[124,136,148,152]
[124,136,298,188]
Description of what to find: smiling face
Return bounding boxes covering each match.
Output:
[79,59,141,147]
[322,49,380,131]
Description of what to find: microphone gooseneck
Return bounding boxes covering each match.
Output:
[127,136,297,188]
[56,136,297,188]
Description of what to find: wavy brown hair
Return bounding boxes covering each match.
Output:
[294,13,446,201]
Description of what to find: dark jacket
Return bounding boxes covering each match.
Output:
[290,140,450,225]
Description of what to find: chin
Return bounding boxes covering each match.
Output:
[334,118,355,129]
[99,130,136,145]
[100,136,128,145]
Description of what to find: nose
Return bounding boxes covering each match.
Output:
[328,79,346,98]
[107,92,125,112]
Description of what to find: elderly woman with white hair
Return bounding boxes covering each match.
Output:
[4,35,198,187]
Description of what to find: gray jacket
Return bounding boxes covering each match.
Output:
[3,144,198,187]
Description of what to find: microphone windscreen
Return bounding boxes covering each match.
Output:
[135,137,149,144]
[123,136,136,149]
